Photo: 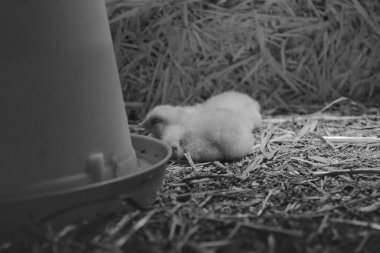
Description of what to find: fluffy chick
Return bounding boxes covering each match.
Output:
[141,105,253,162]
[202,91,262,131]
[178,108,254,162]
[140,105,191,139]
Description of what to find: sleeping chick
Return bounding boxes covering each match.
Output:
[202,91,262,131]
[177,108,254,162]
[140,105,187,138]
[160,124,185,158]
[141,105,253,162]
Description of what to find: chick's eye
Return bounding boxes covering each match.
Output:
[152,118,161,125]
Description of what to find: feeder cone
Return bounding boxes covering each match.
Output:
[0,2,172,240]
[0,0,139,198]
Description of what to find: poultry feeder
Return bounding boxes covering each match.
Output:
[0,0,171,239]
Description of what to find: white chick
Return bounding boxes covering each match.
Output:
[202,91,262,131]
[178,108,254,162]
[140,105,195,138]
[141,105,254,162]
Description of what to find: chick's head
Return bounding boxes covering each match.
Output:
[140,105,181,139]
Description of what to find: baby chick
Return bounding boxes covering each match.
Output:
[202,91,262,131]
[141,105,253,162]
[140,105,194,139]
[177,108,254,162]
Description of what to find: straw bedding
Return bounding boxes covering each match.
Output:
[5,103,380,253]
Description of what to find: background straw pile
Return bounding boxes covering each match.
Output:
[106,0,380,113]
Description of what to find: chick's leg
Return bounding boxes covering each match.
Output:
[161,125,185,160]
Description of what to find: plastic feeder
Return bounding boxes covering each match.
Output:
[0,0,171,239]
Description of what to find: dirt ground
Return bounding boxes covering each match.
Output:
[2,102,380,253]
